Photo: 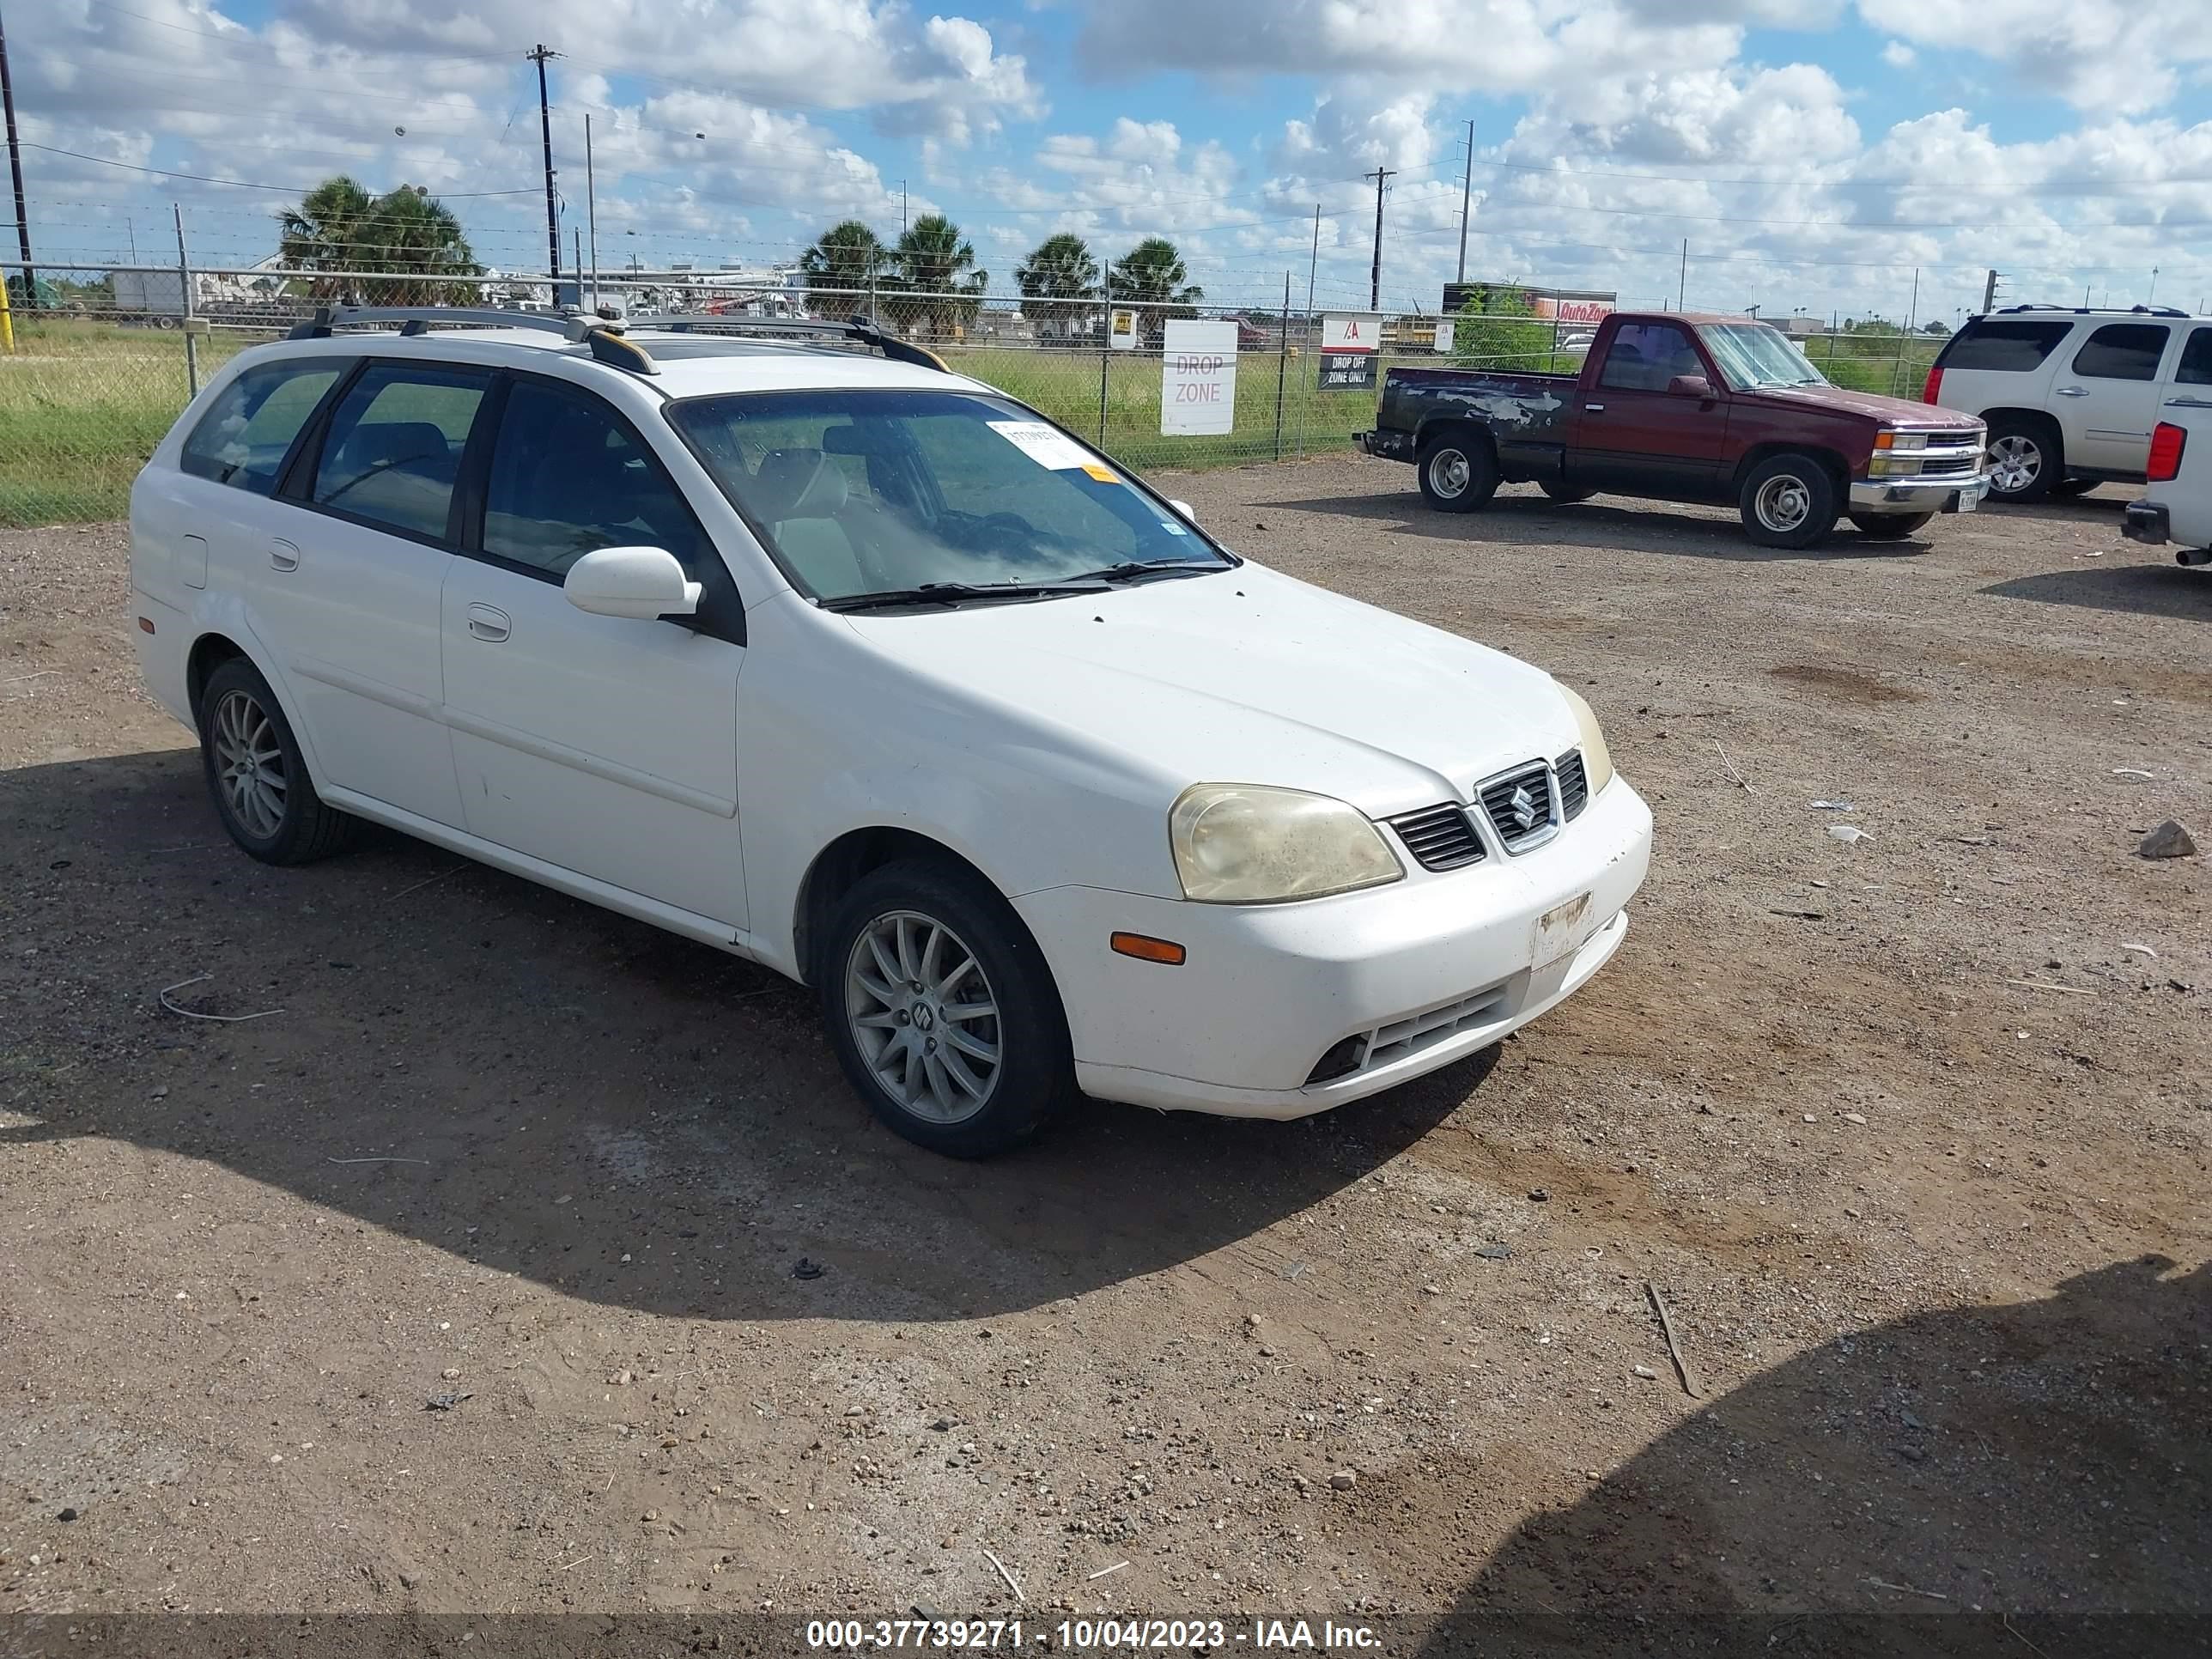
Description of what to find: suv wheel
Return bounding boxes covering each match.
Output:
[1739,453,1838,550]
[1986,419,2057,502]
[820,858,1076,1158]
[198,659,358,864]
[1416,429,1498,514]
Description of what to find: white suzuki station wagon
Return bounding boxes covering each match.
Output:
[129,308,1652,1157]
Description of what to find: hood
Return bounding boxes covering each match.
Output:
[837,562,1578,818]
[1743,382,1980,428]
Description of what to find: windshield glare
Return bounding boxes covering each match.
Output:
[1703,324,1828,390]
[667,389,1231,602]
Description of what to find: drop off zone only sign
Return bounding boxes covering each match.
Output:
[1160,319,1237,435]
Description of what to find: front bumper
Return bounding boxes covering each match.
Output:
[2123,501,2171,545]
[1847,471,1990,514]
[1013,778,1653,1119]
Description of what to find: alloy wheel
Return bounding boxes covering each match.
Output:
[211,688,288,840]
[844,909,1002,1124]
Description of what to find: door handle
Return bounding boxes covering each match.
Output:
[2054,386,2090,398]
[269,539,301,572]
[465,603,511,642]
[1585,402,1607,412]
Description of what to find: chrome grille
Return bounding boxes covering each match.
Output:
[1388,803,1486,871]
[1478,761,1558,852]
[1556,750,1589,820]
[1919,453,1977,476]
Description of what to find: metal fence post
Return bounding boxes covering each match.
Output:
[1097,268,1111,448]
[1273,271,1290,461]
[173,204,198,398]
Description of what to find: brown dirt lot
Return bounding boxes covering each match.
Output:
[2,461,2208,1652]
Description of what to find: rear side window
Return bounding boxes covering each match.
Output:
[179,360,341,495]
[1934,320,2072,374]
[1597,322,1703,392]
[2174,328,2212,386]
[310,363,490,542]
[2070,324,2169,382]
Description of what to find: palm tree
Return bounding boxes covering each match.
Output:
[1109,237,1202,339]
[888,214,988,338]
[278,176,478,303]
[800,220,887,315]
[1015,232,1098,338]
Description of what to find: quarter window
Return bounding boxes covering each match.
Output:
[311,363,489,542]
[2174,327,2212,386]
[179,360,342,495]
[481,379,710,578]
[1598,323,1703,392]
[2070,324,2170,383]
[1935,320,2073,373]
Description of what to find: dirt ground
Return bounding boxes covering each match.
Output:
[3,460,2208,1654]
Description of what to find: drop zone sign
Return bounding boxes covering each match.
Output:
[1161,319,1237,436]
[1320,312,1380,392]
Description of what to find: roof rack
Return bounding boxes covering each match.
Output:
[283,304,951,378]
[286,304,658,374]
[645,313,949,371]
[1993,302,2191,319]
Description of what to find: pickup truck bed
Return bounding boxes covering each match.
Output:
[1358,311,1990,549]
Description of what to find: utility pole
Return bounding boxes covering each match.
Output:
[1364,167,1395,313]
[1677,239,1687,309]
[585,111,599,311]
[1455,120,1474,285]
[2149,265,2159,305]
[1,1,33,301]
[528,44,562,283]
[1981,269,1999,312]
[899,180,908,234]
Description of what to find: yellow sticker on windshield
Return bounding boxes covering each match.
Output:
[1081,464,1120,483]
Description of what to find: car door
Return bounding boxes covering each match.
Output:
[254,359,492,828]
[440,371,748,930]
[1570,321,1732,497]
[2056,322,2176,473]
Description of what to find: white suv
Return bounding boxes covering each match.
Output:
[129,307,1651,1157]
[1923,305,2212,502]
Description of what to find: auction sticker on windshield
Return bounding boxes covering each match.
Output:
[989,420,1103,472]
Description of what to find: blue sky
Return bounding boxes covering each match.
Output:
[13,0,2212,319]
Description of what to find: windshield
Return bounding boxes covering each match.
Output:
[667,389,1233,605]
[1702,324,1828,390]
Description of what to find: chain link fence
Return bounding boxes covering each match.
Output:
[1,263,1947,527]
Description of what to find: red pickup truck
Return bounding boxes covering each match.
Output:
[1358,311,1990,548]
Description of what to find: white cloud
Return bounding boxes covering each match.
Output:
[1856,0,2212,113]
[1880,40,1915,69]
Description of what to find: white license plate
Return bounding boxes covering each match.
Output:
[1533,892,1596,969]
[1958,489,1978,514]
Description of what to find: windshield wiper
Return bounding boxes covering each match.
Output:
[820,579,1109,613]
[1070,559,1227,583]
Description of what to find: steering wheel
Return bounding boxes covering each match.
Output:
[974,511,1047,561]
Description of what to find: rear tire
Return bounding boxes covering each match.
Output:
[1540,481,1594,504]
[1416,428,1498,514]
[197,658,358,865]
[1739,453,1838,550]
[1985,417,2058,502]
[1847,511,1936,540]
[818,857,1076,1158]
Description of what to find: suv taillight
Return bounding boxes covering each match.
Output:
[1921,366,1944,405]
[2148,422,2187,483]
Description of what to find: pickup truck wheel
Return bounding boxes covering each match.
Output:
[1540,482,1594,504]
[1985,419,2057,502]
[820,857,1076,1158]
[1846,511,1936,540]
[1416,431,1498,514]
[1739,453,1838,550]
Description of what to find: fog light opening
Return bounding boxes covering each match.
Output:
[1305,1035,1366,1086]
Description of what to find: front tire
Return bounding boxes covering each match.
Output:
[819,858,1076,1158]
[197,659,358,864]
[1416,428,1498,514]
[1847,511,1936,540]
[1985,418,2058,502]
[1540,481,1594,504]
[1739,453,1838,549]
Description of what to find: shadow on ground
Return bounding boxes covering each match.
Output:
[1981,562,2212,623]
[1262,489,1938,562]
[1401,1255,2211,1656]
[0,748,1484,1327]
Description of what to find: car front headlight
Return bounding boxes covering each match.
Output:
[1557,683,1615,795]
[1170,784,1403,904]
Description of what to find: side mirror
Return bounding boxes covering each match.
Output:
[563,545,701,621]
[1167,499,1196,522]
[1668,374,1715,398]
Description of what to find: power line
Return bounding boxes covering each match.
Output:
[20,141,535,198]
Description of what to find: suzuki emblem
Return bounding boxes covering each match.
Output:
[1508,784,1540,831]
